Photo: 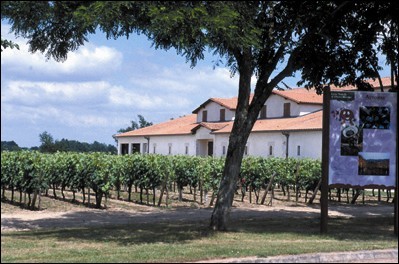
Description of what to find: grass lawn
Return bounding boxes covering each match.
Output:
[1,215,397,263]
[1,188,397,263]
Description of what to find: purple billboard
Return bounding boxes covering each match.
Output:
[328,91,397,187]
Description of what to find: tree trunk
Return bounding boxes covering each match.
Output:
[261,173,275,205]
[209,46,292,230]
[11,187,14,202]
[94,191,103,208]
[199,180,203,204]
[166,185,169,207]
[152,187,156,206]
[128,184,132,202]
[210,138,247,231]
[308,179,322,204]
[178,185,183,202]
[31,191,38,210]
[158,185,165,207]
[88,187,91,206]
[82,188,86,204]
[53,184,57,198]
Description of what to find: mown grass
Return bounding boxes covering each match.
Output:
[1,215,397,263]
[2,188,397,262]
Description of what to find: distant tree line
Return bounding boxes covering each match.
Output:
[1,131,117,154]
[2,115,154,153]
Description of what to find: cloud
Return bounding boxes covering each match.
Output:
[1,81,110,106]
[0,21,257,148]
[1,28,123,81]
[109,86,191,110]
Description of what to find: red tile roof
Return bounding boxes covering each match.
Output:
[272,88,323,104]
[115,114,198,137]
[330,77,393,91]
[191,122,230,133]
[213,110,323,134]
[192,97,239,113]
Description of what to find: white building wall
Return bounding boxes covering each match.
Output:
[195,127,214,140]
[298,105,323,116]
[197,101,235,122]
[286,131,322,159]
[118,135,196,156]
[263,95,292,117]
[262,94,322,118]
[246,133,287,157]
[214,130,322,159]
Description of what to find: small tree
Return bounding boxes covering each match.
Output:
[38,131,56,153]
[118,115,153,133]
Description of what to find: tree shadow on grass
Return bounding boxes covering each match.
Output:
[2,204,396,245]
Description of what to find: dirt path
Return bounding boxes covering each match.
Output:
[1,203,394,232]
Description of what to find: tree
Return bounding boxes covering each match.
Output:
[39,131,56,153]
[1,141,21,151]
[2,1,396,230]
[118,114,153,133]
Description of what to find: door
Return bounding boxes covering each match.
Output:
[207,141,214,156]
[132,143,140,153]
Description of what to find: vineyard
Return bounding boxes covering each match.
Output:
[1,151,392,211]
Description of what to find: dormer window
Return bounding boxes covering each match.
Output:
[284,103,291,117]
[220,109,226,121]
[202,110,208,122]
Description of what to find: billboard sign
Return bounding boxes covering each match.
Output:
[328,91,397,187]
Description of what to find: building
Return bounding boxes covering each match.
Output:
[114,77,393,159]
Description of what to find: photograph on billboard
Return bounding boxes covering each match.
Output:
[328,91,397,187]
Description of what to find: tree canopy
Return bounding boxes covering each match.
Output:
[117,114,153,133]
[2,1,397,230]
[37,131,117,154]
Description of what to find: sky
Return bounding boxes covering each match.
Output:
[1,22,391,149]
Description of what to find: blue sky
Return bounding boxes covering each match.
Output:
[1,22,391,148]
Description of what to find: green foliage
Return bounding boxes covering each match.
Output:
[118,114,153,133]
[1,38,19,51]
[37,131,117,154]
[2,151,321,209]
[1,141,21,151]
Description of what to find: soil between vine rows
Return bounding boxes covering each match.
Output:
[1,187,394,232]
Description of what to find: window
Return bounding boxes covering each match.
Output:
[222,145,226,155]
[269,145,273,156]
[168,143,172,155]
[283,103,291,117]
[185,144,189,155]
[244,146,248,156]
[297,145,301,156]
[220,109,226,121]
[153,143,156,154]
[202,110,208,122]
[260,105,267,119]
